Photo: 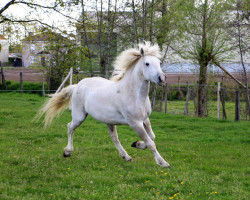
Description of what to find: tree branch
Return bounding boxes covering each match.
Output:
[0,0,16,15]
[0,17,64,33]
[212,58,246,88]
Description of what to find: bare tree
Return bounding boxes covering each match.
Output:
[175,0,233,117]
[0,0,61,27]
[80,0,93,75]
[132,0,139,44]
[235,0,250,119]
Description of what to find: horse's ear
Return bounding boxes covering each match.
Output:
[140,48,144,56]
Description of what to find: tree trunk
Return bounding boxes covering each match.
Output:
[142,0,148,40]
[197,63,208,116]
[132,0,139,44]
[81,0,93,76]
[149,0,154,42]
[197,0,209,117]
[97,0,106,76]
[105,0,112,79]
[236,4,250,120]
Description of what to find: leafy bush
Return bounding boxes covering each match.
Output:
[0,81,48,95]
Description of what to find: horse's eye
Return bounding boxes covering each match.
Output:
[145,62,149,66]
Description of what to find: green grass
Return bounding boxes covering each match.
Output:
[154,100,238,121]
[0,93,249,200]
[0,81,48,95]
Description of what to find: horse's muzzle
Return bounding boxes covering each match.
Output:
[158,74,167,85]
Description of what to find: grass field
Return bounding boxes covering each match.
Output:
[154,100,237,121]
[0,93,249,200]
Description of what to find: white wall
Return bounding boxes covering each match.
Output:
[0,39,9,64]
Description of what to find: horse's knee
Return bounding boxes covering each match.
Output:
[150,133,155,141]
[146,141,156,152]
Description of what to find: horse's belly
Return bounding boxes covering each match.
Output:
[88,109,128,125]
[85,98,128,125]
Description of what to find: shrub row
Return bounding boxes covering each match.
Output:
[0,81,48,96]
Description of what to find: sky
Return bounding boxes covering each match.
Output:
[1,0,75,29]
[0,0,130,40]
[1,0,81,42]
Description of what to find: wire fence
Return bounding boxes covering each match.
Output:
[149,83,250,121]
[1,68,249,121]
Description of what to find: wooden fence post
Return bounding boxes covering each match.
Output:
[42,74,45,97]
[56,68,73,94]
[1,65,7,90]
[70,67,73,85]
[20,72,23,93]
[160,86,164,112]
[193,84,198,116]
[220,87,227,119]
[164,84,168,113]
[178,76,180,90]
[217,82,221,119]
[184,82,190,115]
[151,84,157,110]
[235,90,240,121]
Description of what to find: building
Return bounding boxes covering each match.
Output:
[22,32,53,68]
[22,32,68,68]
[0,34,9,65]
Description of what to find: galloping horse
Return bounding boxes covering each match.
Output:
[36,42,171,168]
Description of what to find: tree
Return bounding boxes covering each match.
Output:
[229,0,250,119]
[0,0,61,25]
[76,0,118,77]
[175,0,233,117]
[40,30,80,90]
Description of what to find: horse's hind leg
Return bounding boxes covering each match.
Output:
[107,124,133,162]
[63,110,87,157]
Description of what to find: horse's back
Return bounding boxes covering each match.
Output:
[71,77,127,124]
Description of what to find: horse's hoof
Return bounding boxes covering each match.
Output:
[131,141,138,148]
[63,152,71,157]
[122,155,133,162]
[131,141,147,150]
[126,157,134,162]
[160,162,171,168]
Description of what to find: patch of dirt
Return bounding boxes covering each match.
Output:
[1,67,245,86]
[1,68,43,82]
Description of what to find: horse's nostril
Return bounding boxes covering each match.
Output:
[158,76,162,83]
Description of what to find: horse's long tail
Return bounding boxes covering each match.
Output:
[34,85,76,127]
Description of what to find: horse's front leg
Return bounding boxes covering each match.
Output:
[130,121,171,168]
[131,117,155,150]
[107,124,133,162]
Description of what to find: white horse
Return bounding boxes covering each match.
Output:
[36,42,171,168]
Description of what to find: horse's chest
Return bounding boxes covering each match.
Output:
[126,99,151,120]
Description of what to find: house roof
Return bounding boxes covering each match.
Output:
[23,32,66,42]
[0,34,7,40]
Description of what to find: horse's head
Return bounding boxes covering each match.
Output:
[140,48,166,85]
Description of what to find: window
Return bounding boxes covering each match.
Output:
[30,56,35,63]
[30,44,35,51]
[41,57,45,66]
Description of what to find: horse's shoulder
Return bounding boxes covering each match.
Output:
[79,77,112,85]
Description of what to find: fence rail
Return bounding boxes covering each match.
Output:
[1,67,249,121]
[149,83,250,121]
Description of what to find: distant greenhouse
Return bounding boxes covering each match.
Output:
[162,63,249,73]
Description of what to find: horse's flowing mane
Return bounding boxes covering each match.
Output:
[111,41,161,82]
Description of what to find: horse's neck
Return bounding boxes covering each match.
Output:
[119,68,150,103]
